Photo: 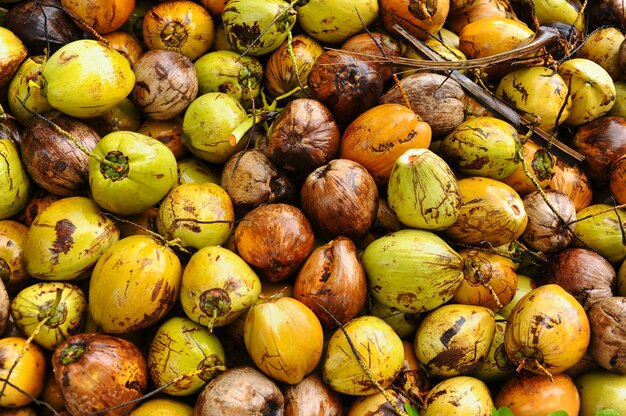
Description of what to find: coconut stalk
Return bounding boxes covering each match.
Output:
[390,24,584,165]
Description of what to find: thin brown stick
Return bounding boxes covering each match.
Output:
[309,297,408,416]
[0,376,60,415]
[340,25,564,71]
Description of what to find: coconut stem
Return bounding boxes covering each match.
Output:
[0,315,51,399]
[0,376,60,415]
[90,365,227,415]
[566,202,626,247]
[533,359,554,382]
[310,297,409,416]
[15,94,120,171]
[512,239,548,266]
[206,307,219,333]
[286,30,312,100]
[229,116,256,147]
[39,288,65,327]
[58,5,110,46]
[569,203,626,224]
[99,212,193,255]
[357,9,413,113]
[516,130,582,245]
[475,270,503,309]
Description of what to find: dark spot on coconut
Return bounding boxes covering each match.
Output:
[219,83,234,94]
[57,51,78,64]
[61,371,71,387]
[462,156,490,170]
[134,81,151,100]
[401,130,417,144]
[369,142,394,153]
[428,347,474,373]
[263,400,282,416]
[52,159,69,173]
[315,288,333,296]
[425,388,447,404]
[396,292,417,303]
[156,174,164,179]
[228,21,262,49]
[320,268,332,282]
[224,277,242,292]
[49,219,76,264]
[440,316,466,347]
[151,279,163,302]
[512,79,529,103]
[125,380,143,392]
[159,135,174,144]
[153,62,167,80]
[183,223,202,233]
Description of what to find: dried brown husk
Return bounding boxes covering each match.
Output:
[542,248,616,311]
[4,0,82,55]
[294,236,367,330]
[130,49,199,120]
[307,50,383,128]
[379,72,466,138]
[301,159,379,241]
[21,112,99,196]
[572,116,626,181]
[234,203,315,282]
[521,190,576,253]
[221,149,295,217]
[265,98,340,175]
[195,366,284,415]
[52,333,148,416]
[283,373,343,416]
[588,296,626,374]
[610,152,626,205]
[341,32,402,81]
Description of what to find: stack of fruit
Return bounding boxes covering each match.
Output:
[0,0,625,415]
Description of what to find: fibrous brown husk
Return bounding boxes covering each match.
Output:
[195,366,284,415]
[283,373,343,416]
[379,72,466,138]
[588,296,626,374]
[542,248,616,311]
